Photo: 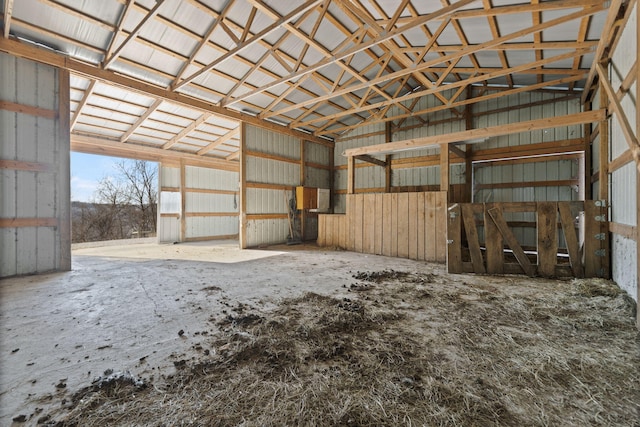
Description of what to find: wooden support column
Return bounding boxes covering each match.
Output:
[58,68,71,271]
[239,122,247,249]
[347,155,355,194]
[583,99,593,200]
[385,122,392,193]
[599,64,609,201]
[329,144,335,213]
[636,1,640,328]
[464,86,474,203]
[180,159,186,243]
[300,138,306,241]
[440,143,450,196]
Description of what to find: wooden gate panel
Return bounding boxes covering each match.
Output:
[447,201,609,278]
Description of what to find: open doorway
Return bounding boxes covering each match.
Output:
[71,152,158,243]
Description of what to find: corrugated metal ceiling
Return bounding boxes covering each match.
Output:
[0,0,619,163]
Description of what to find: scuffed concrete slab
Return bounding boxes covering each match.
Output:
[1,242,440,424]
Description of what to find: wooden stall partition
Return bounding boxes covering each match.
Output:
[447,201,609,278]
[318,191,447,262]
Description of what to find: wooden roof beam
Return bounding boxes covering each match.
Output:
[196,127,239,155]
[481,0,512,87]
[596,63,640,162]
[173,0,323,90]
[70,80,97,130]
[103,0,165,68]
[320,73,586,136]
[0,37,330,145]
[269,5,603,120]
[222,0,478,108]
[172,0,234,86]
[303,49,589,129]
[582,0,625,103]
[103,0,135,65]
[343,110,605,157]
[3,0,13,38]
[163,113,212,150]
[72,133,239,171]
[120,99,163,143]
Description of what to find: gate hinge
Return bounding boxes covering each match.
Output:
[595,200,607,207]
[594,233,606,240]
[447,239,454,245]
[595,215,607,222]
[449,212,457,219]
[595,249,607,257]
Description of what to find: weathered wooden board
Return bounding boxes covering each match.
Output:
[447,203,462,273]
[537,202,558,278]
[461,204,486,274]
[484,202,504,274]
[397,193,409,258]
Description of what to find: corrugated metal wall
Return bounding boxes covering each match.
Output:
[158,165,181,242]
[157,163,239,243]
[609,2,637,301]
[242,125,331,247]
[243,125,300,247]
[185,165,238,240]
[0,52,70,277]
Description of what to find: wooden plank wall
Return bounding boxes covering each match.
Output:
[448,201,608,278]
[318,191,447,262]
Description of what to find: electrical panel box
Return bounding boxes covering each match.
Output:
[296,186,317,210]
[296,187,330,212]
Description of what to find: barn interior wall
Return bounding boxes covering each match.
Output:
[334,90,583,236]
[0,52,70,277]
[608,2,638,302]
[158,163,239,243]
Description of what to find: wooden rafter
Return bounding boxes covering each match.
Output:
[481,0,512,87]
[197,128,240,155]
[343,110,605,157]
[3,0,13,38]
[162,113,213,150]
[70,80,97,130]
[120,99,163,143]
[269,5,603,123]
[103,0,166,68]
[300,48,591,130]
[222,0,478,108]
[321,73,586,136]
[173,0,324,90]
[172,0,234,86]
[104,0,135,65]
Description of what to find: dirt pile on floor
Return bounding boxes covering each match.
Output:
[38,272,640,426]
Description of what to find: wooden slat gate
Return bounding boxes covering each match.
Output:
[447,201,609,278]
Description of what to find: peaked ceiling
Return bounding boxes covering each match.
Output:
[0,0,621,164]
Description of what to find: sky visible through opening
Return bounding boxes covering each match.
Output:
[71,152,159,203]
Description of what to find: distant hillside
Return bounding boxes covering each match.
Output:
[71,201,156,243]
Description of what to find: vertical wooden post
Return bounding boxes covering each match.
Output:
[636,2,640,328]
[239,122,247,249]
[599,65,609,202]
[329,143,335,213]
[385,122,392,193]
[583,99,592,200]
[58,68,71,271]
[440,143,449,195]
[179,159,186,243]
[300,139,305,241]
[464,87,474,203]
[347,155,355,194]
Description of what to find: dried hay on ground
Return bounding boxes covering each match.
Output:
[44,272,639,426]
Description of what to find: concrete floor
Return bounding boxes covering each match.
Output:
[0,240,444,424]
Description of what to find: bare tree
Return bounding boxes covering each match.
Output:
[71,159,158,243]
[115,160,158,235]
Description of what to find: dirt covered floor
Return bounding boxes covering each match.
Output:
[1,241,639,426]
